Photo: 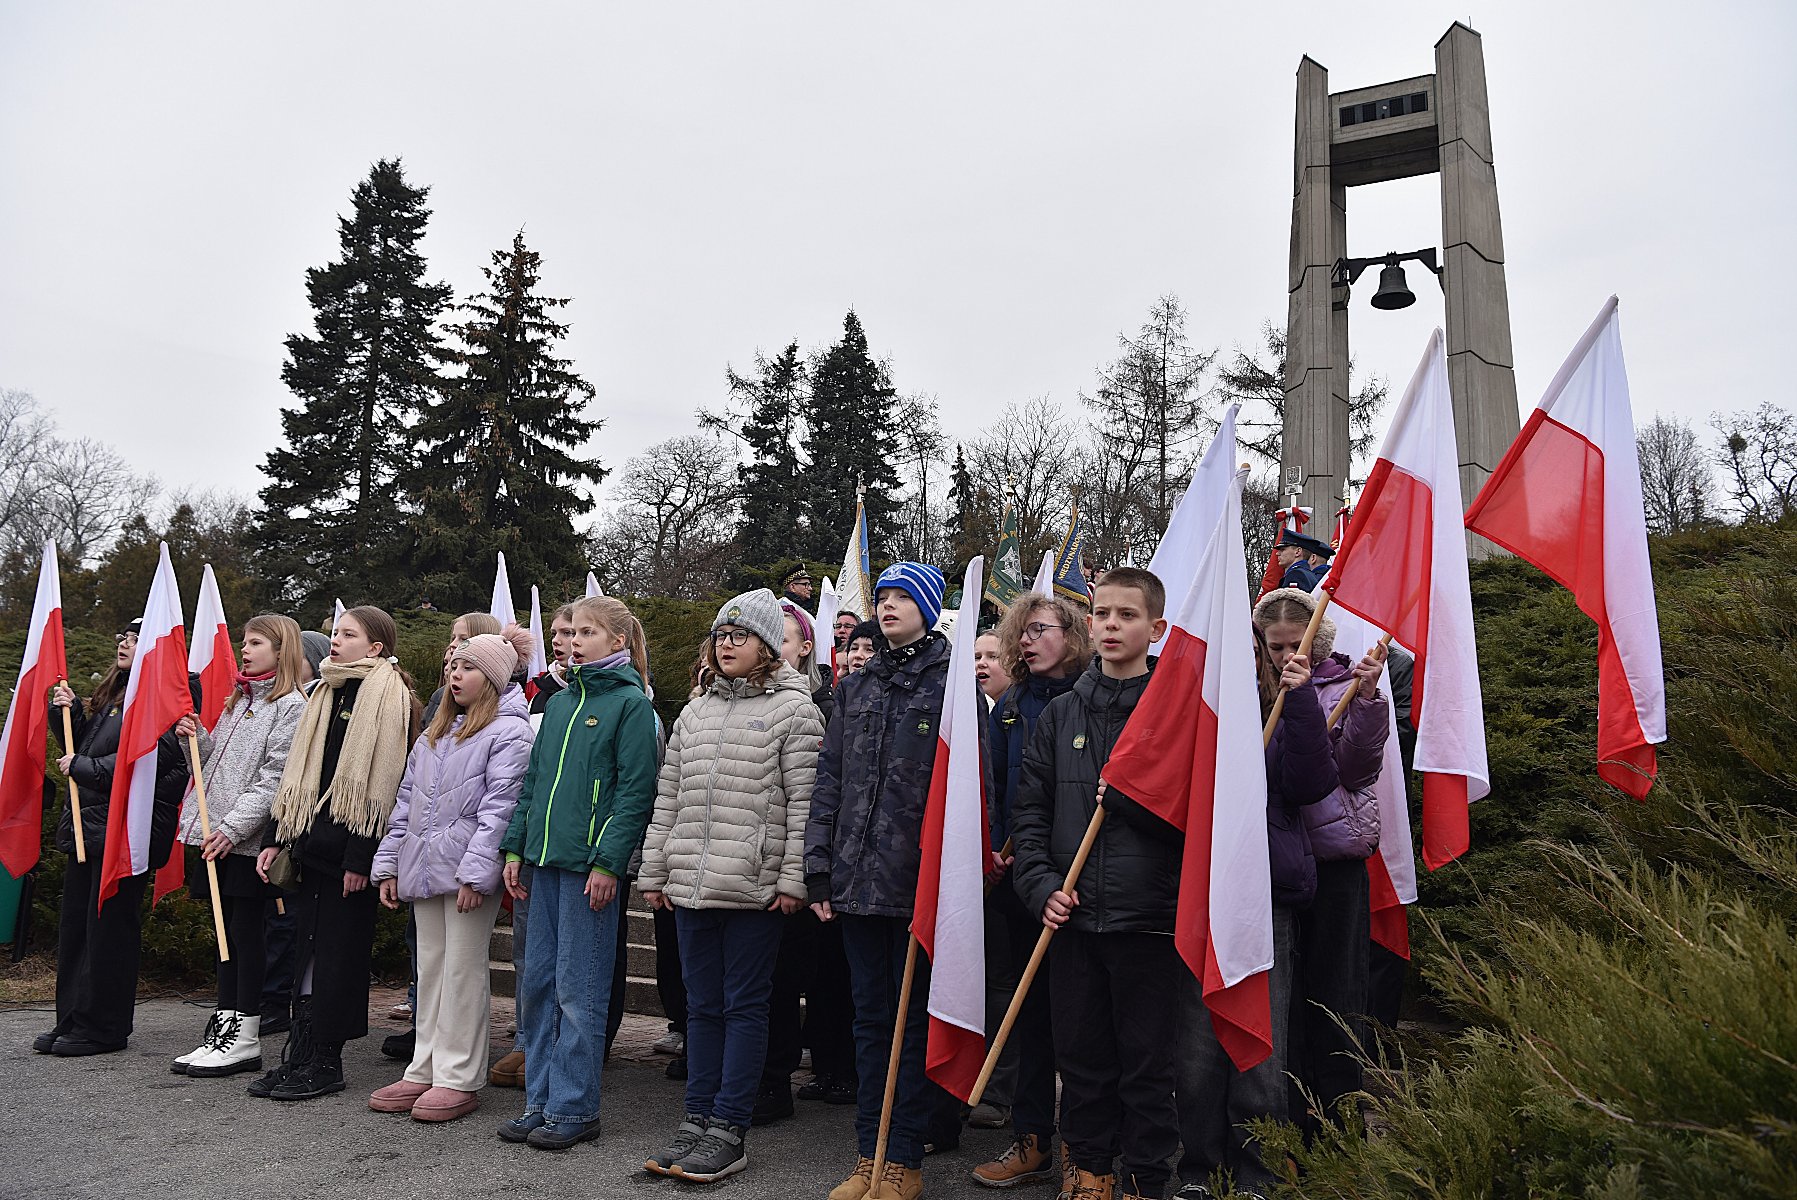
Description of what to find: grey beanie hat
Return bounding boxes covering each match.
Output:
[713,588,786,655]
[300,630,331,676]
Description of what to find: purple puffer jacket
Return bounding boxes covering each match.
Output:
[371,685,534,901]
[1266,681,1340,907]
[1305,654,1390,862]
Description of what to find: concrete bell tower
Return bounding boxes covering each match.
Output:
[1283,22,1519,544]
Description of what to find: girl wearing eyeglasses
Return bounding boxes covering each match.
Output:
[637,588,823,1183]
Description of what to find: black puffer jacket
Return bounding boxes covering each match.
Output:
[804,634,951,918]
[52,682,195,869]
[1010,661,1184,935]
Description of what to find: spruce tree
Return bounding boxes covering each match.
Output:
[255,159,450,616]
[726,341,806,568]
[406,231,605,609]
[945,443,995,569]
[800,310,902,560]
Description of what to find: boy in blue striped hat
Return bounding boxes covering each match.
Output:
[805,562,958,1200]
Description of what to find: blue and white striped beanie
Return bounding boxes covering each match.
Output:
[874,562,946,630]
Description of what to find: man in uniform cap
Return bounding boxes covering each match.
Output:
[1276,529,1334,592]
[781,566,815,610]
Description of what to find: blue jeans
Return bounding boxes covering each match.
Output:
[677,907,784,1127]
[839,913,934,1168]
[519,866,620,1125]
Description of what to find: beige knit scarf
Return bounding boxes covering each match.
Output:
[271,656,414,843]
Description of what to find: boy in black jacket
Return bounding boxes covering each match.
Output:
[1010,567,1182,1200]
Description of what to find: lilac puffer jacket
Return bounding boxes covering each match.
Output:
[371,685,534,901]
[1305,654,1390,862]
[1266,681,1340,907]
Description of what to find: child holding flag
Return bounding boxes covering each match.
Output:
[253,606,423,1101]
[1010,567,1182,1200]
[637,588,822,1182]
[38,619,194,1057]
[804,563,952,1200]
[498,595,660,1151]
[170,615,310,1079]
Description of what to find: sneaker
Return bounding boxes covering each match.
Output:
[526,1117,602,1149]
[1172,1185,1215,1200]
[645,1112,708,1176]
[388,1000,413,1021]
[650,1029,686,1056]
[828,1157,877,1200]
[969,1101,1011,1129]
[670,1119,748,1184]
[799,1073,858,1105]
[972,1134,1055,1188]
[665,1053,688,1081]
[498,1112,548,1143]
[751,1080,794,1126]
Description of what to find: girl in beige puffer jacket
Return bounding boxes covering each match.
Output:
[638,588,823,1184]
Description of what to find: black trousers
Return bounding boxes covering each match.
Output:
[762,908,815,1085]
[605,887,629,1054]
[805,915,857,1081]
[262,897,296,1018]
[1368,941,1406,1030]
[1288,859,1371,1138]
[990,883,1058,1140]
[654,904,688,1033]
[55,857,150,1046]
[289,869,377,1044]
[1051,929,1180,1197]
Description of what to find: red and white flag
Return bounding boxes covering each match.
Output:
[1104,467,1275,1071]
[0,541,67,877]
[1148,404,1240,654]
[1323,330,1489,870]
[190,564,236,729]
[100,543,191,906]
[490,552,517,627]
[1324,601,1418,957]
[1465,297,1664,797]
[912,556,990,1101]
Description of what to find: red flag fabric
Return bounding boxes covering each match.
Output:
[1256,503,1312,600]
[0,541,67,876]
[1464,297,1665,798]
[1102,468,1274,1071]
[100,543,189,907]
[190,564,235,728]
[1322,330,1490,871]
[913,558,990,1100]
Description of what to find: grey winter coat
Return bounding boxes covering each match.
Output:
[178,679,307,858]
[371,685,534,900]
[638,664,823,909]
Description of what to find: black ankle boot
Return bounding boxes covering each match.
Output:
[248,997,312,1098]
[269,1039,344,1101]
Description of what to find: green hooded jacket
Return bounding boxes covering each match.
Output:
[501,661,659,878]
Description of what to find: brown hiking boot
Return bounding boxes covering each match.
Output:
[1056,1144,1076,1200]
[1066,1168,1115,1200]
[971,1134,1055,1188]
[828,1157,878,1200]
[870,1162,922,1200]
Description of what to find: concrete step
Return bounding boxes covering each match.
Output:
[626,975,664,1019]
[491,959,515,999]
[490,925,513,961]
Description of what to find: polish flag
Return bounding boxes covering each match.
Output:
[586,572,603,599]
[0,541,67,876]
[490,552,517,627]
[1322,330,1489,870]
[814,577,840,680]
[1324,601,1418,957]
[525,586,549,679]
[1465,298,1664,798]
[100,543,191,906]
[1031,551,1054,598]
[1103,467,1275,1070]
[190,565,236,729]
[1148,404,1240,654]
[913,556,990,1100]
[332,598,345,632]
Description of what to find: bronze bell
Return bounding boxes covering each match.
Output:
[1370,260,1415,310]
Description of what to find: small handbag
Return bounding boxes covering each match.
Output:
[265,846,302,890]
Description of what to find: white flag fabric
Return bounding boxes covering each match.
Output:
[1148,403,1241,651]
[332,598,345,632]
[1031,552,1054,597]
[814,577,840,678]
[586,572,603,599]
[189,563,236,728]
[1465,296,1665,797]
[525,586,548,679]
[490,553,517,627]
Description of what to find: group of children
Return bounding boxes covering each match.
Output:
[34,556,1396,1200]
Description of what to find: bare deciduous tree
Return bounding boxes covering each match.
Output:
[1636,415,1715,534]
[964,396,1086,557]
[1714,403,1797,525]
[0,388,159,564]
[587,435,741,599]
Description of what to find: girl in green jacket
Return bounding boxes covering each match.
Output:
[496,595,659,1151]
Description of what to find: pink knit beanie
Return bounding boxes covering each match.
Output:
[455,633,522,692]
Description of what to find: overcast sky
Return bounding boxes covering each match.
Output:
[2,1,1791,510]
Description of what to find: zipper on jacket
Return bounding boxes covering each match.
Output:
[539,672,587,866]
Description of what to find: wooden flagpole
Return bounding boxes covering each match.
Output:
[868,933,920,1189]
[58,684,84,863]
[967,785,1110,1108]
[1326,634,1393,730]
[1261,593,1333,747]
[184,728,231,962]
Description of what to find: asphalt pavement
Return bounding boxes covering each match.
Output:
[0,998,1020,1200]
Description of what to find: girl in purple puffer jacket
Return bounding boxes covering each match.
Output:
[1253,587,1391,1145]
[368,631,535,1124]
